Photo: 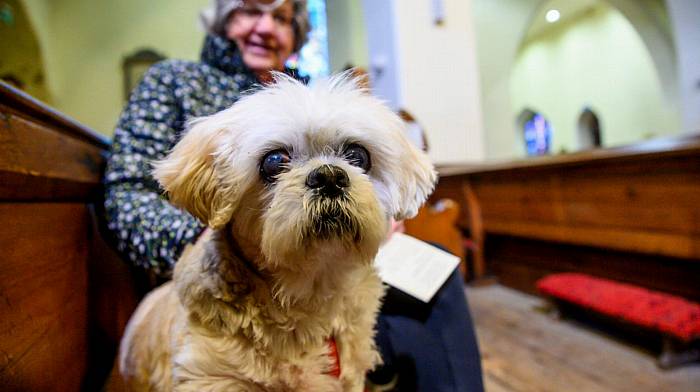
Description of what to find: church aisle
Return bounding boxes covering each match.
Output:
[466,284,700,392]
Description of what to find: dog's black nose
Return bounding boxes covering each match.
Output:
[306,165,350,197]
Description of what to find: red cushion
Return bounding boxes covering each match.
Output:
[536,273,700,342]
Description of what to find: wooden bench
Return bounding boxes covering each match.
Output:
[433,135,700,301]
[537,273,700,368]
[0,81,143,391]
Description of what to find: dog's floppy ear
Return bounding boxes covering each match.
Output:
[391,138,437,221]
[152,116,235,229]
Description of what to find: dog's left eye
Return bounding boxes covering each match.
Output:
[260,149,291,183]
[344,144,371,172]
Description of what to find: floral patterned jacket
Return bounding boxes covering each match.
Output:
[104,35,305,277]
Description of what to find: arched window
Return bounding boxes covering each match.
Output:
[285,0,329,81]
[577,108,602,149]
[517,109,552,156]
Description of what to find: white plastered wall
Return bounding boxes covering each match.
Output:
[22,0,211,135]
[667,0,700,133]
[364,0,485,164]
[472,0,540,159]
[510,3,682,153]
[326,0,368,72]
[473,0,698,160]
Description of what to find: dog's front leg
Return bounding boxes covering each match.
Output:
[336,271,384,391]
[336,330,382,392]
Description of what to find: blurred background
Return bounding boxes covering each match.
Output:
[1,0,698,163]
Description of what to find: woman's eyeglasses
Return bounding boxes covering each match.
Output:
[236,6,294,29]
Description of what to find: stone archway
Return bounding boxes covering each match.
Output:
[604,0,677,102]
[518,0,677,100]
[474,0,685,158]
[509,0,680,151]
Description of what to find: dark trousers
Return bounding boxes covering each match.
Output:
[372,270,484,392]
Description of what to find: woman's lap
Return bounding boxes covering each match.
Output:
[374,270,484,392]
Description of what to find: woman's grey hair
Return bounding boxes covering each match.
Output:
[201,0,310,53]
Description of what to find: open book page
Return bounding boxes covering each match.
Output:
[374,233,460,302]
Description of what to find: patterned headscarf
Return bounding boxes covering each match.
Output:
[201,0,310,53]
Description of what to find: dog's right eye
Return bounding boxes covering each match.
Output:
[260,149,291,183]
[343,144,371,173]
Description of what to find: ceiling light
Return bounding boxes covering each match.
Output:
[546,9,561,23]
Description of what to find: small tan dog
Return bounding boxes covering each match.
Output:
[118,74,436,391]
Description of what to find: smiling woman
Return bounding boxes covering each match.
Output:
[202,0,310,82]
[226,1,296,81]
[104,0,311,277]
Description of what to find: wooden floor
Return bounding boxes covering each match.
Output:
[466,284,700,392]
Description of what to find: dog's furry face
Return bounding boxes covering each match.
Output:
[153,74,436,271]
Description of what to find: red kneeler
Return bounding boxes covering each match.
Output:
[536,273,700,368]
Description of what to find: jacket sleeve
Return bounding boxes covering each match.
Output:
[103,61,204,278]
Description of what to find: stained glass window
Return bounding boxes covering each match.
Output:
[523,113,552,156]
[285,0,329,81]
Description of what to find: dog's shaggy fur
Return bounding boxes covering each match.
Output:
[118,74,436,391]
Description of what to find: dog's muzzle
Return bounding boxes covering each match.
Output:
[304,165,359,240]
[306,164,349,198]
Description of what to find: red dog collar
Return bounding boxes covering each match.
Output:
[327,337,341,378]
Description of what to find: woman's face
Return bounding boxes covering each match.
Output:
[226,0,296,76]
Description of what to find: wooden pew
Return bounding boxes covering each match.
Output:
[0,82,141,391]
[434,135,700,301]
